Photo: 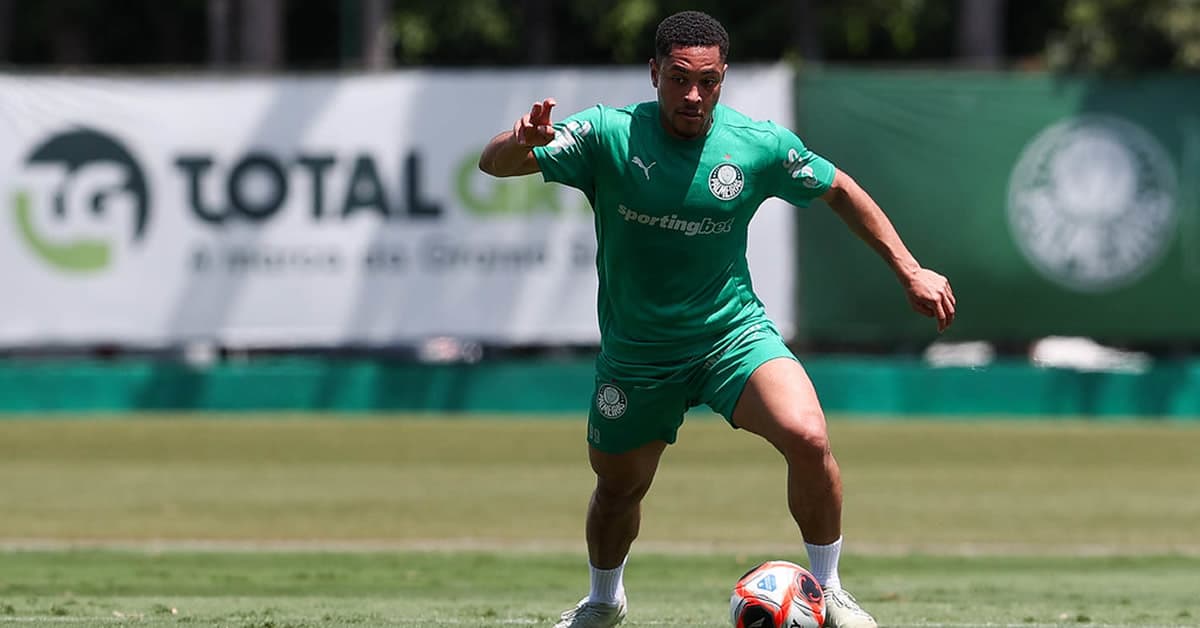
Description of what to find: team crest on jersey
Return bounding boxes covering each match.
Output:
[708,162,744,201]
[596,384,627,420]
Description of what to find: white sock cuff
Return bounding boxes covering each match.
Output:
[804,536,843,591]
[588,556,627,604]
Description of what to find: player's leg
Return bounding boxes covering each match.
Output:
[556,366,686,628]
[587,439,668,570]
[731,357,841,545]
[730,357,877,628]
[556,441,666,628]
[701,323,876,628]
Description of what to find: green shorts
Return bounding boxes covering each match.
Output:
[587,320,796,453]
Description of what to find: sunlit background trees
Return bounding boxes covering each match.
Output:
[0,0,1197,72]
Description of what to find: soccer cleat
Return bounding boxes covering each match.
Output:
[553,595,627,628]
[822,588,877,628]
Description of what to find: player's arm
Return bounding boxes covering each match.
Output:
[820,168,957,332]
[478,98,557,178]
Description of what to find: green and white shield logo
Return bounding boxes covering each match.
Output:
[1007,115,1177,293]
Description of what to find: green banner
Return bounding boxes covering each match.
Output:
[793,70,1200,344]
[1,358,1198,416]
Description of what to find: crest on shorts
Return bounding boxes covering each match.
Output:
[708,162,744,201]
[596,383,627,420]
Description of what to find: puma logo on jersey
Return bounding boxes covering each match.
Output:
[632,156,656,180]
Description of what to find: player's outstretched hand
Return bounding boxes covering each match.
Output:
[905,268,955,332]
[514,98,557,147]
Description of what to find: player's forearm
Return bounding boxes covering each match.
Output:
[824,172,921,283]
[478,131,534,177]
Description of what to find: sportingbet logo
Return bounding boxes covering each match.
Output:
[617,204,733,236]
[11,127,149,273]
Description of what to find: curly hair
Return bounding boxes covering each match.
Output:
[654,10,729,62]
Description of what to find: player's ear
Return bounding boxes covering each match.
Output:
[649,57,659,88]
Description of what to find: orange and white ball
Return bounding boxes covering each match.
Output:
[730,560,824,628]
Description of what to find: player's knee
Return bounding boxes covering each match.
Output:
[774,411,830,461]
[593,474,653,511]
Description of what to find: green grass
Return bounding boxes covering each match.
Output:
[0,551,1195,627]
[0,415,1197,626]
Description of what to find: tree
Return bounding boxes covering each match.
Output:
[241,0,284,69]
[207,0,233,67]
[0,0,1194,72]
[0,0,13,62]
[1047,0,1200,72]
[958,0,1006,68]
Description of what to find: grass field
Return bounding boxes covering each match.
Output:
[0,414,1197,627]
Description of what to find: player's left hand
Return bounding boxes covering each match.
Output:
[904,268,955,332]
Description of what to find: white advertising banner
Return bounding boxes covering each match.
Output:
[0,67,796,346]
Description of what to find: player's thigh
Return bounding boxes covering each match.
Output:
[588,365,689,455]
[700,322,803,428]
[731,357,829,453]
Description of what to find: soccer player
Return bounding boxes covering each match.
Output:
[478,10,954,628]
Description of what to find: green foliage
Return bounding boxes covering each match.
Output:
[1156,0,1200,67]
[819,0,955,61]
[386,1,799,65]
[1048,0,1200,71]
[5,1,1196,70]
[391,0,518,65]
[596,0,659,63]
[380,0,1199,70]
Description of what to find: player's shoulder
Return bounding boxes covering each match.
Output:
[568,101,650,135]
[572,102,649,119]
[604,101,657,127]
[715,104,787,139]
[717,106,818,162]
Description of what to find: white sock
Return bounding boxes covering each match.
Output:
[588,556,627,604]
[805,536,842,591]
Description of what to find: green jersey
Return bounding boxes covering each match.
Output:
[533,101,835,364]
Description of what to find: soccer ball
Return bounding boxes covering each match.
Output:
[730,560,825,628]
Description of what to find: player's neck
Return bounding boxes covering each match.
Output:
[657,110,714,142]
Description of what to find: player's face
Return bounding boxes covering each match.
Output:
[650,45,726,140]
